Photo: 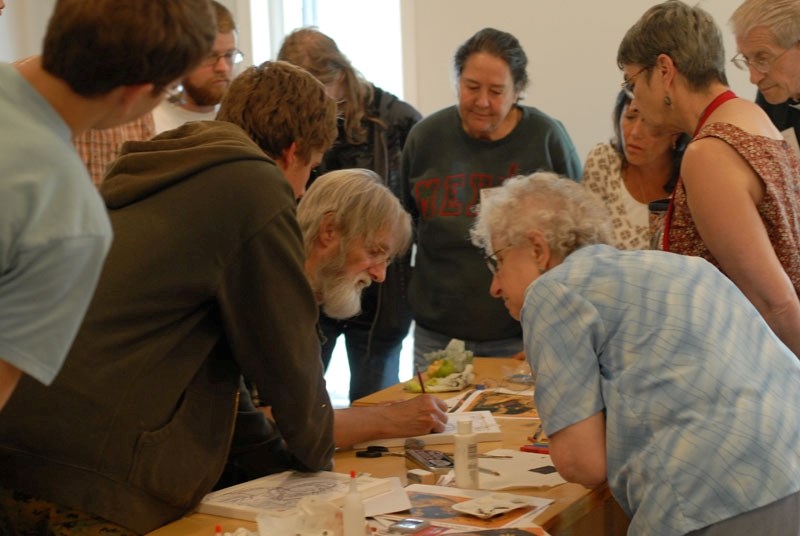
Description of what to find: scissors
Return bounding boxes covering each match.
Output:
[355,445,406,458]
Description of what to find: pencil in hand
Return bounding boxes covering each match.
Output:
[415,365,426,394]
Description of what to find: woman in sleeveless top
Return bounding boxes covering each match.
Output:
[617,0,800,357]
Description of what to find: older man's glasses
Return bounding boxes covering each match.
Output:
[621,67,648,99]
[730,44,796,74]
[484,245,512,275]
[203,48,244,67]
[366,243,393,266]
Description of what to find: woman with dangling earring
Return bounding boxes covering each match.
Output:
[618,0,800,357]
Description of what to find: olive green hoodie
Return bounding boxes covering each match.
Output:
[0,121,334,533]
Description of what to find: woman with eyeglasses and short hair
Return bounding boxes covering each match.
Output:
[618,0,800,357]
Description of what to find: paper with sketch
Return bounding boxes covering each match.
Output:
[197,470,392,521]
[377,484,551,530]
[449,388,538,418]
[476,449,566,490]
[353,411,502,449]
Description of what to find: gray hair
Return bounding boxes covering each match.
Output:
[297,169,412,259]
[471,172,612,259]
[731,0,800,49]
[454,27,529,97]
[617,0,728,91]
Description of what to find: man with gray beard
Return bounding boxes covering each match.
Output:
[296,168,449,448]
[299,169,406,321]
[226,168,448,485]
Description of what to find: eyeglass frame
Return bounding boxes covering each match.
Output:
[484,244,513,275]
[621,66,649,99]
[202,48,245,67]
[365,242,393,267]
[164,83,184,104]
[730,42,797,74]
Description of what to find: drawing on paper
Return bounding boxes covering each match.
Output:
[197,470,390,521]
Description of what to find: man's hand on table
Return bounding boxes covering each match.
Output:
[334,395,448,448]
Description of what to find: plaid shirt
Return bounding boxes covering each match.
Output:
[74,113,155,186]
[526,245,800,535]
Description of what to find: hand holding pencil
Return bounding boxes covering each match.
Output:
[415,365,427,394]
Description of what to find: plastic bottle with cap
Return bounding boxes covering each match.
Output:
[342,470,366,536]
[454,418,479,488]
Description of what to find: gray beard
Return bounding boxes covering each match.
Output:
[313,247,371,320]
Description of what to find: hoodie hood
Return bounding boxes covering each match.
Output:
[101,121,274,209]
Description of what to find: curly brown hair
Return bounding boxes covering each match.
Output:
[216,61,338,164]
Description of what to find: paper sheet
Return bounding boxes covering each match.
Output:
[476,449,566,490]
[363,477,412,517]
[353,411,502,449]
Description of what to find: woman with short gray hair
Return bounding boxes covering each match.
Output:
[618,0,800,357]
[472,171,800,536]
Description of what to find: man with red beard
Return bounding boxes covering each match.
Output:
[152,0,241,133]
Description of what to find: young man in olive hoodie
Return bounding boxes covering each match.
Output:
[0,60,449,534]
[0,61,338,534]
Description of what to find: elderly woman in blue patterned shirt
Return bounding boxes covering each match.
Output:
[471,171,800,536]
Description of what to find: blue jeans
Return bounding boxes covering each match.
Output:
[319,313,403,403]
[413,324,523,368]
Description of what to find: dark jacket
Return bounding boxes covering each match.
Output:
[314,86,421,355]
[756,90,800,142]
[0,121,334,534]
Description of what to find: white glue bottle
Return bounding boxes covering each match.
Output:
[454,418,479,489]
[342,470,366,536]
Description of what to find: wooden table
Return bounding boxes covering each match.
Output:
[149,358,629,535]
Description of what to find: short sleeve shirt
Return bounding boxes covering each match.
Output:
[523,245,800,535]
[0,63,112,385]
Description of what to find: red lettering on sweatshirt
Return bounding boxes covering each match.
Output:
[413,165,521,219]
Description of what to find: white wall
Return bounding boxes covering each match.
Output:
[0,0,755,161]
[0,0,56,62]
[401,0,754,161]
